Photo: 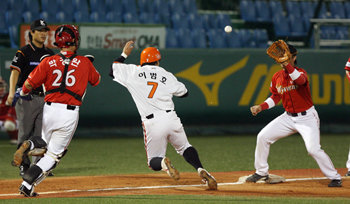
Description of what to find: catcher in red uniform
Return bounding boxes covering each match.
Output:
[0,78,17,144]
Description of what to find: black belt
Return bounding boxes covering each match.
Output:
[46,102,76,110]
[146,110,172,119]
[31,91,45,96]
[287,111,307,117]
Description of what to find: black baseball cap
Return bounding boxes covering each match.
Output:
[30,19,50,31]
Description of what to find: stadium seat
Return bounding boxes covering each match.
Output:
[57,0,75,19]
[345,2,350,18]
[8,25,18,48]
[74,11,90,23]
[216,14,231,30]
[176,29,193,48]
[183,0,197,13]
[239,29,256,48]
[302,15,311,32]
[90,12,107,22]
[273,14,290,37]
[0,1,7,16]
[166,28,178,48]
[187,13,203,30]
[317,2,328,19]
[89,0,106,15]
[139,12,156,24]
[23,0,40,14]
[5,11,22,28]
[0,14,8,34]
[40,11,56,23]
[191,28,206,48]
[7,0,24,15]
[300,1,316,19]
[255,0,271,22]
[240,0,256,22]
[168,0,184,15]
[226,29,241,48]
[207,29,226,48]
[329,2,346,19]
[106,12,122,23]
[289,15,306,36]
[320,26,337,39]
[123,12,139,23]
[171,13,188,30]
[269,1,283,18]
[336,26,349,39]
[286,1,302,18]
[122,0,137,16]
[23,11,40,23]
[41,0,58,18]
[254,29,268,48]
[138,0,153,14]
[202,14,217,31]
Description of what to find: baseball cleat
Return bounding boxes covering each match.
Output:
[328,179,342,187]
[198,168,217,190]
[246,173,269,183]
[163,157,180,180]
[12,141,31,167]
[19,185,38,197]
[345,171,350,177]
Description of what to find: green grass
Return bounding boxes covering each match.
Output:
[1,195,350,204]
[0,134,348,179]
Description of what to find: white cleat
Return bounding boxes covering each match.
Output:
[198,168,217,190]
[162,157,180,180]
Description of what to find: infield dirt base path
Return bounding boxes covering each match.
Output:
[1,168,349,199]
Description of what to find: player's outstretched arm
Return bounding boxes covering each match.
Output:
[250,105,262,116]
[122,41,134,57]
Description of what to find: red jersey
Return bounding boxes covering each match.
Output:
[269,67,313,113]
[345,57,350,71]
[0,93,16,122]
[27,51,100,106]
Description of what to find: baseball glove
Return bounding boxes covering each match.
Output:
[266,40,291,63]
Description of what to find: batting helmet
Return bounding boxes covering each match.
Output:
[140,47,161,66]
[54,25,80,49]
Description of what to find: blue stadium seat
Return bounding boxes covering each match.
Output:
[171,13,188,30]
[255,0,271,22]
[239,29,256,48]
[0,1,8,16]
[106,0,123,15]
[336,26,349,39]
[216,14,231,29]
[40,11,56,23]
[0,14,8,34]
[240,0,256,22]
[8,25,19,48]
[176,29,193,48]
[269,0,283,18]
[345,2,350,18]
[254,29,268,48]
[202,14,217,31]
[23,11,40,23]
[226,29,241,48]
[89,0,106,14]
[191,29,206,48]
[57,0,75,19]
[168,0,184,15]
[329,2,346,19]
[317,2,328,19]
[273,14,290,37]
[286,1,302,18]
[302,15,311,32]
[7,0,24,14]
[74,11,90,23]
[138,0,153,14]
[123,12,139,23]
[122,0,137,16]
[207,29,226,48]
[139,12,156,24]
[5,11,22,28]
[166,28,178,48]
[320,26,337,39]
[183,0,197,13]
[106,12,122,23]
[300,1,316,19]
[90,12,107,22]
[187,13,203,30]
[41,0,58,18]
[289,15,306,36]
[23,0,40,14]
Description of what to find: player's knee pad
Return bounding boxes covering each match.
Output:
[22,165,43,185]
[4,120,16,131]
[149,157,163,171]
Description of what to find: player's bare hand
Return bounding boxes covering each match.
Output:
[123,41,134,57]
[250,105,262,116]
[6,95,14,106]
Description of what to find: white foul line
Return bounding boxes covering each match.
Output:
[0,176,329,197]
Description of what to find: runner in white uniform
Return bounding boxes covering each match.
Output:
[109,41,217,190]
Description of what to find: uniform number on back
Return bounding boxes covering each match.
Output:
[52,69,76,87]
[147,81,158,98]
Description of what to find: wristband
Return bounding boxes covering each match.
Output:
[121,52,128,58]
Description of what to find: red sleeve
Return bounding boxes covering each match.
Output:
[284,64,306,85]
[88,62,101,87]
[346,71,350,83]
[345,57,350,71]
[260,75,281,110]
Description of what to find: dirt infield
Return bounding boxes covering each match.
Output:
[1,168,349,199]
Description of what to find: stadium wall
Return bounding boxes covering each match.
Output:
[0,48,349,134]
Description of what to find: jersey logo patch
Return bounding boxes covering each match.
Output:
[29,62,40,66]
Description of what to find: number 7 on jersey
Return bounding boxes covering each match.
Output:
[147,81,158,98]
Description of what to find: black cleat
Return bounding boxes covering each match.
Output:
[328,179,342,187]
[19,185,38,197]
[246,173,269,183]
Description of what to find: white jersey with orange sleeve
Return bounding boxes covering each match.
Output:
[111,63,187,120]
[27,51,100,106]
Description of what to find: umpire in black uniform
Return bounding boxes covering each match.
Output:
[7,19,54,176]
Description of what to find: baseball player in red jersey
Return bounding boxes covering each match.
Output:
[110,41,217,190]
[344,58,350,177]
[246,44,342,187]
[12,25,100,197]
[0,79,18,144]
